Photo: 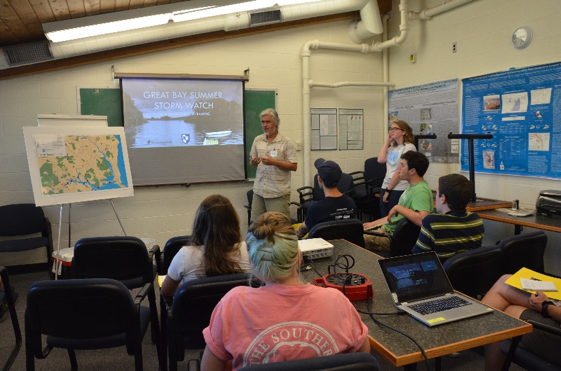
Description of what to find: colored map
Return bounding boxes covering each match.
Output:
[529,133,550,152]
[35,134,129,195]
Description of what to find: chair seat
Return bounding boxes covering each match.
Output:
[47,305,151,350]
[0,237,49,253]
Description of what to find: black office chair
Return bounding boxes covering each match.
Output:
[72,236,163,370]
[497,231,548,275]
[442,245,502,299]
[365,218,421,258]
[238,352,380,371]
[500,319,561,371]
[165,273,252,371]
[0,204,53,276]
[307,219,365,248]
[350,157,385,221]
[155,235,189,371]
[0,266,21,371]
[244,189,254,226]
[25,278,152,371]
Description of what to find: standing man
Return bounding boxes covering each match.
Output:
[295,158,356,239]
[412,173,485,260]
[250,108,297,222]
[362,151,433,252]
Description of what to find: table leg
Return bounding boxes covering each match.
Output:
[515,225,522,234]
[403,363,417,371]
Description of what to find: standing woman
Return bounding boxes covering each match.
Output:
[161,194,251,297]
[378,120,416,217]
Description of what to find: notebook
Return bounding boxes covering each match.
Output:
[378,252,494,327]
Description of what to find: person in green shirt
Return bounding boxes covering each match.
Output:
[363,151,433,252]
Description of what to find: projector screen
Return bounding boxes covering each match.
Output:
[120,76,247,185]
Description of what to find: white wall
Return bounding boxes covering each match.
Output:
[386,0,561,274]
[0,20,385,252]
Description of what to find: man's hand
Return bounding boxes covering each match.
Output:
[363,221,376,229]
[261,153,276,166]
[386,206,401,223]
[249,155,261,167]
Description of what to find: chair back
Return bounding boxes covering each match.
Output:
[25,278,149,371]
[26,278,135,343]
[364,157,385,190]
[73,236,153,285]
[167,273,252,371]
[338,173,356,198]
[389,218,421,257]
[158,236,190,275]
[308,219,365,248]
[443,246,502,299]
[498,231,548,274]
[0,204,48,236]
[237,352,380,371]
[1,266,21,371]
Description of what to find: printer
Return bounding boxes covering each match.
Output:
[536,190,561,216]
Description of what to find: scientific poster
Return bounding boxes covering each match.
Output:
[461,61,561,179]
[388,79,459,163]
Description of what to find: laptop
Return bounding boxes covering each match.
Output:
[378,252,494,327]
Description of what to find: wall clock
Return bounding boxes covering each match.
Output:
[512,26,533,49]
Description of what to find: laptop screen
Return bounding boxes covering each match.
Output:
[379,252,454,304]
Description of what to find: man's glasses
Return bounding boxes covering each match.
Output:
[389,127,403,132]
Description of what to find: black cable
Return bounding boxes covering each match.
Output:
[366,300,431,371]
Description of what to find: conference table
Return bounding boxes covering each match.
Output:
[299,240,532,370]
[477,209,561,235]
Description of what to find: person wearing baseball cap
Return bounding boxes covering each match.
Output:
[295,158,357,239]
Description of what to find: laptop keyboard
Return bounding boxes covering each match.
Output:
[409,296,472,315]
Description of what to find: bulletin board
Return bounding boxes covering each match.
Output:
[461,61,561,179]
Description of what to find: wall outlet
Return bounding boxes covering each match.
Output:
[410,53,417,63]
[452,42,457,53]
[295,141,302,151]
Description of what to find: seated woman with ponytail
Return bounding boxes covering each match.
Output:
[201,211,371,371]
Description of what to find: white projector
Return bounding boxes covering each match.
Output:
[298,238,334,260]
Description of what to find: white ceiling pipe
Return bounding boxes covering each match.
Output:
[347,0,384,44]
[409,0,475,21]
[371,0,410,52]
[49,0,374,61]
[310,81,393,88]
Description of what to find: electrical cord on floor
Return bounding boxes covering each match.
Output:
[366,299,431,371]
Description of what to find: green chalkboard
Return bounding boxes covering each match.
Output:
[79,88,123,127]
[244,90,277,178]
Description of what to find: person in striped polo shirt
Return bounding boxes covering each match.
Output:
[412,173,484,260]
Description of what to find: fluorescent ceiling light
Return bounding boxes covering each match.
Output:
[172,0,320,23]
[45,13,171,43]
[44,0,321,43]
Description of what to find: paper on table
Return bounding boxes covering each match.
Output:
[520,278,558,292]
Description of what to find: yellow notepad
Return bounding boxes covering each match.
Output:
[505,268,561,300]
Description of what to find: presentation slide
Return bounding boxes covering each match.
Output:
[120,77,246,185]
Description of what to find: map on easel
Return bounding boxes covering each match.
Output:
[23,123,134,207]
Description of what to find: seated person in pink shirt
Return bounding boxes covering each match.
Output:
[201,211,371,371]
[161,195,251,297]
